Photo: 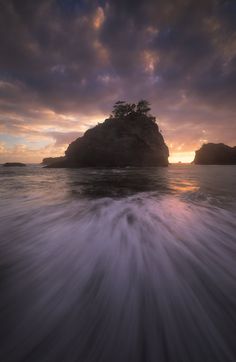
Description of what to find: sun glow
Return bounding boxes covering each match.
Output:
[169,151,195,164]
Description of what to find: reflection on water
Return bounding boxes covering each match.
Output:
[0,164,236,362]
[170,179,199,193]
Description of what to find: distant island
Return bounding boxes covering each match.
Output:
[194,143,236,165]
[3,162,26,167]
[45,100,169,168]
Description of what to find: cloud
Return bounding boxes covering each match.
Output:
[46,131,82,146]
[0,0,235,162]
[0,142,66,163]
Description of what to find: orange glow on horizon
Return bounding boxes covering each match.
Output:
[169,151,195,164]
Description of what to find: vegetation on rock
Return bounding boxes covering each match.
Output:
[110,100,153,119]
[45,101,169,168]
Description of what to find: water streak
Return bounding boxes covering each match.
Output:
[0,165,236,362]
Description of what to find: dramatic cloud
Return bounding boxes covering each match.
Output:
[0,0,235,162]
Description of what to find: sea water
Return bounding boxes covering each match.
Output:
[0,165,235,362]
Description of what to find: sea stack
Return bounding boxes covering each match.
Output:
[46,101,169,168]
[194,143,236,165]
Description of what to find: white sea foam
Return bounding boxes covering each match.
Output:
[0,165,235,361]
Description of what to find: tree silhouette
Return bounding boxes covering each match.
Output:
[112,101,135,118]
[110,100,155,121]
[136,100,151,115]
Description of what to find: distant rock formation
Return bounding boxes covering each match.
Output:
[46,101,169,168]
[42,157,65,166]
[194,143,236,165]
[3,162,26,167]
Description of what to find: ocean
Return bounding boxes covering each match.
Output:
[0,164,235,362]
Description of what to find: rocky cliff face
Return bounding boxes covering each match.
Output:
[47,113,169,168]
[42,157,65,166]
[194,143,236,165]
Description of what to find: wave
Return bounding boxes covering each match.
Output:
[0,193,235,361]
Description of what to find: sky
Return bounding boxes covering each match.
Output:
[0,0,236,163]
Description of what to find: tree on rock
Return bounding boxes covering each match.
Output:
[110,100,156,122]
[136,100,151,115]
[45,99,169,168]
[112,101,135,118]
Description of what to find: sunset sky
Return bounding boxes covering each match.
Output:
[0,0,236,163]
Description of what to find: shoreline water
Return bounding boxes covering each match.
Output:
[0,165,235,362]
